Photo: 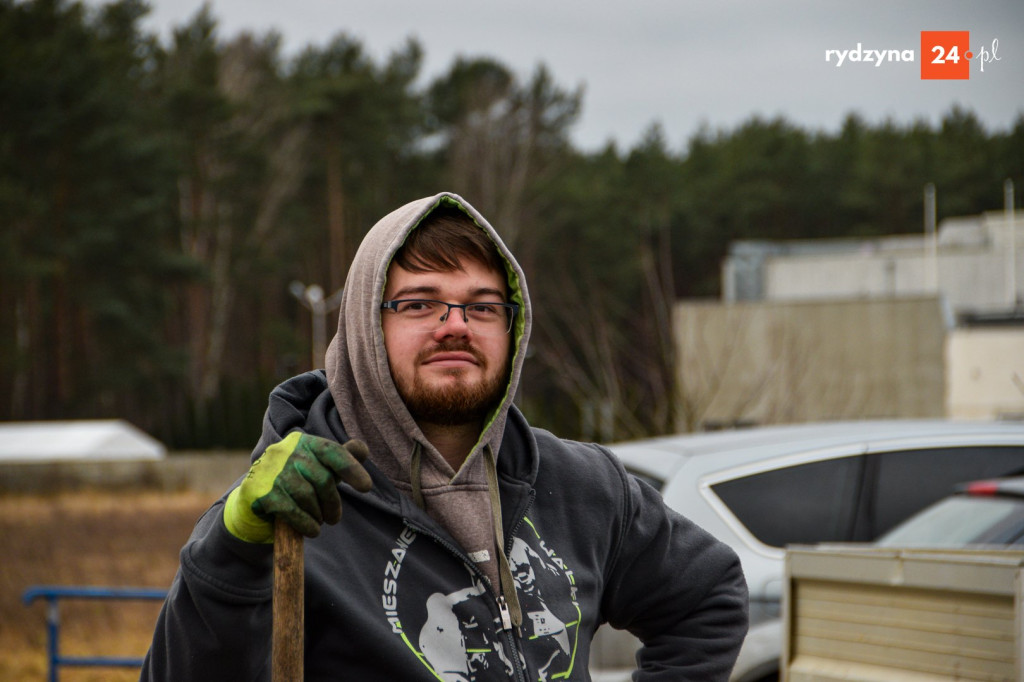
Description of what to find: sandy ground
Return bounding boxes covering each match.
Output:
[0,492,215,681]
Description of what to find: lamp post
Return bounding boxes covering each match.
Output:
[1006,179,1017,308]
[289,282,343,369]
[923,183,938,292]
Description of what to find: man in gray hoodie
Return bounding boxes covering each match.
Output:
[141,192,748,681]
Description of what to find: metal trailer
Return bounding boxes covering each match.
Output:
[783,546,1024,682]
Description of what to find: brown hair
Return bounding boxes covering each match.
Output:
[393,206,506,277]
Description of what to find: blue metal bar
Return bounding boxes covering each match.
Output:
[23,585,169,682]
[22,585,169,602]
[57,655,151,667]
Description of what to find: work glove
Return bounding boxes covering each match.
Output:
[223,431,373,544]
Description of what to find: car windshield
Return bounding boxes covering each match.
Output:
[877,496,1024,547]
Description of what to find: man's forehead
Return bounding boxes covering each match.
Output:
[383,260,507,298]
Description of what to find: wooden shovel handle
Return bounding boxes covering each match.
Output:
[273,520,304,681]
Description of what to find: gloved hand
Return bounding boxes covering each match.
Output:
[223,431,373,544]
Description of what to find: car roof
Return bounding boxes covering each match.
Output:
[608,419,1024,482]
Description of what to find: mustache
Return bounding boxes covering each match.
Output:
[416,340,486,365]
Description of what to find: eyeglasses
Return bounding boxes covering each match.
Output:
[381,299,519,336]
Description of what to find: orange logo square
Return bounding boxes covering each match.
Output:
[921,31,971,79]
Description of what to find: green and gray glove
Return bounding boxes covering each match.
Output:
[224,431,373,544]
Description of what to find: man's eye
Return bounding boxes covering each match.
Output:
[399,301,435,313]
[467,304,501,316]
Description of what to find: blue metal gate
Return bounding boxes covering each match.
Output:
[22,585,168,682]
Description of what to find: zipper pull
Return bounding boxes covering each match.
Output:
[498,595,513,631]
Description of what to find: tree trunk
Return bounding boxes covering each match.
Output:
[325,130,346,292]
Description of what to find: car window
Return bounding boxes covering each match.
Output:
[710,455,864,547]
[878,496,1024,547]
[868,446,1024,538]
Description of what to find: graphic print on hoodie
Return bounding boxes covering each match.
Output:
[378,517,582,681]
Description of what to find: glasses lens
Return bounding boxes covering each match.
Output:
[463,303,514,335]
[387,300,514,335]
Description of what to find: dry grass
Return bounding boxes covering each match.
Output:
[0,492,216,681]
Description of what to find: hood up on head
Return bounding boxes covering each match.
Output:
[324,192,531,600]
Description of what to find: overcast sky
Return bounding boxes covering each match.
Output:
[107,0,1024,152]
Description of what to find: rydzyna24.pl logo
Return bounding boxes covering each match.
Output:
[824,31,1001,79]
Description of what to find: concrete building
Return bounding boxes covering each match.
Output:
[673,297,948,430]
[722,211,1023,316]
[947,313,1024,421]
[682,205,1023,428]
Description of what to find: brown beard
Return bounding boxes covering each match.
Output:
[397,340,510,427]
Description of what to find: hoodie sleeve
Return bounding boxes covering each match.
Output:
[139,497,276,681]
[601,460,750,681]
[141,372,348,682]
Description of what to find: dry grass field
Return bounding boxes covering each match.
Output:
[0,492,215,681]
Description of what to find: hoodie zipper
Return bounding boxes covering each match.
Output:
[403,518,527,682]
[503,493,533,558]
[497,595,513,630]
[498,492,535,682]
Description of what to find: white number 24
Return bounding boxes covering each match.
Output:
[931,44,962,64]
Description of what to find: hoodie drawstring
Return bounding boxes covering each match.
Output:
[484,446,523,629]
[410,442,426,510]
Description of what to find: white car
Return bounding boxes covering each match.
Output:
[876,475,1024,548]
[590,419,1024,682]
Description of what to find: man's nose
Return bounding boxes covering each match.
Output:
[436,305,471,336]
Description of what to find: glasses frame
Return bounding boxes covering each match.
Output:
[380,298,519,335]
